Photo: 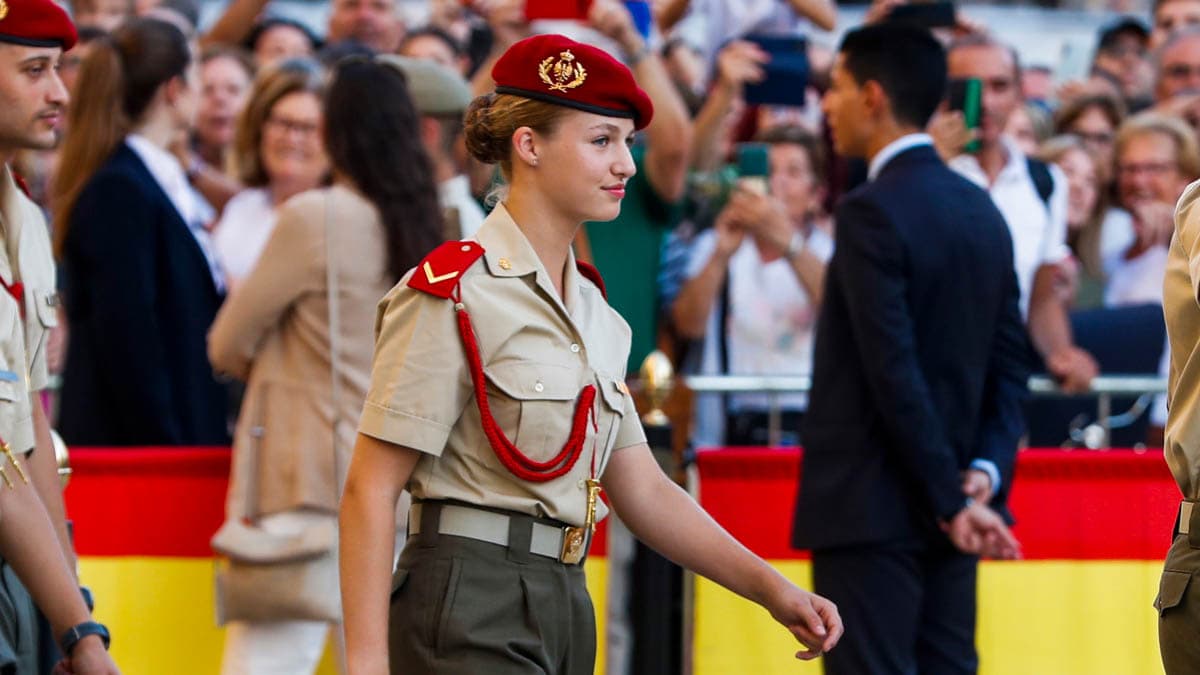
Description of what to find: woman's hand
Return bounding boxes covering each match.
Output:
[764,579,843,660]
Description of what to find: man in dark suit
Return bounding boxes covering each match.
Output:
[792,23,1028,675]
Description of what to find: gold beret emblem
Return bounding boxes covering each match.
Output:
[0,1,9,22]
[539,50,587,93]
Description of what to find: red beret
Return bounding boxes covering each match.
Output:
[492,34,653,130]
[0,0,77,51]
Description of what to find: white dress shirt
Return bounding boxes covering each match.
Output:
[125,134,225,294]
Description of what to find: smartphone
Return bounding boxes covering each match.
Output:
[741,35,809,107]
[624,1,653,40]
[525,0,591,21]
[885,2,957,28]
[736,143,770,195]
[946,77,982,154]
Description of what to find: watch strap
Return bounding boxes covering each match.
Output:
[60,620,110,656]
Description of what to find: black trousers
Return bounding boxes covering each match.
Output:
[812,540,978,675]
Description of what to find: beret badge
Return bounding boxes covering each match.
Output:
[539,50,587,93]
[0,1,8,22]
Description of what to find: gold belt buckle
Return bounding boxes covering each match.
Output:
[560,526,586,564]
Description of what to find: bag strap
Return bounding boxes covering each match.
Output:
[1026,156,1054,211]
[325,190,344,503]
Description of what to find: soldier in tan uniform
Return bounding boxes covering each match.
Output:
[339,34,843,675]
[0,1,118,673]
[1159,180,1200,672]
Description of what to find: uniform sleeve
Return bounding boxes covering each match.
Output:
[1176,182,1200,302]
[1038,165,1071,265]
[357,280,472,456]
[612,391,647,451]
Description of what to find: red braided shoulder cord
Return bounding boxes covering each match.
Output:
[451,284,598,483]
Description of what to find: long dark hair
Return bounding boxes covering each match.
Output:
[52,18,191,252]
[324,58,443,282]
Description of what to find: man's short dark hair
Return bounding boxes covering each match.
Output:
[401,26,464,58]
[839,23,947,129]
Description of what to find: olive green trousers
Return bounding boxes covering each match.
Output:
[389,503,595,675]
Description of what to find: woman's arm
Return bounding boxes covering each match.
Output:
[602,443,842,659]
[208,196,321,379]
[339,433,422,675]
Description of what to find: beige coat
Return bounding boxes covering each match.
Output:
[210,185,395,517]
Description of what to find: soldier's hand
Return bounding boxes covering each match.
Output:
[55,637,120,675]
[767,581,843,660]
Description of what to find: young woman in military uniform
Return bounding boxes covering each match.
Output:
[338,34,843,675]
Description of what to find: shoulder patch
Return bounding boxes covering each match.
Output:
[576,261,606,300]
[408,240,485,299]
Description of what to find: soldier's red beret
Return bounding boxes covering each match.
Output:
[0,0,77,51]
[492,34,654,130]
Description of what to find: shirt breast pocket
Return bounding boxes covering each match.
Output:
[485,361,582,459]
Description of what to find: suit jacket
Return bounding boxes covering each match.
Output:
[58,143,229,446]
[792,144,1029,551]
[208,185,395,517]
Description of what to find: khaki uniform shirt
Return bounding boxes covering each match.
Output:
[1164,181,1200,499]
[0,167,57,454]
[359,203,646,527]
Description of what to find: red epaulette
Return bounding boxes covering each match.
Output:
[576,261,607,300]
[408,240,485,299]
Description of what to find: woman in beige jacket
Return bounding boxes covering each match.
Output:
[208,58,444,675]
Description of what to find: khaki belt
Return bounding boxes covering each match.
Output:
[409,502,576,563]
[1181,501,1196,535]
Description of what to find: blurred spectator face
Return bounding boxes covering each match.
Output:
[1022,67,1053,104]
[948,45,1019,149]
[768,142,823,223]
[196,55,252,157]
[1094,32,1153,101]
[73,0,135,31]
[1117,130,1190,208]
[261,91,328,188]
[1156,32,1200,101]
[60,40,99,98]
[0,45,69,151]
[1154,0,1200,49]
[255,25,315,70]
[400,34,466,75]
[328,0,404,54]
[1005,107,1038,155]
[1066,105,1118,173]
[1054,147,1100,231]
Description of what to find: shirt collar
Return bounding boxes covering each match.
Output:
[867,133,933,181]
[947,135,1026,185]
[473,202,581,314]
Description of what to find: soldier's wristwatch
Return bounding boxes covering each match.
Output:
[59,620,110,656]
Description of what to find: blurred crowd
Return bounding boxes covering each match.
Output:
[29,0,1200,456]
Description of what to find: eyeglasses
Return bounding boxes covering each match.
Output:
[1074,130,1115,147]
[1116,161,1178,177]
[264,115,319,137]
[1163,63,1200,80]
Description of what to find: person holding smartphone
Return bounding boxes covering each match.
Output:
[672,127,833,447]
[944,35,1100,395]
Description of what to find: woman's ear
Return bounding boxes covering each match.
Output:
[511,125,540,168]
